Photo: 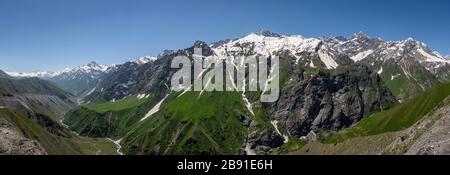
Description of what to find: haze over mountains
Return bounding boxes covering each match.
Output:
[2,30,449,155]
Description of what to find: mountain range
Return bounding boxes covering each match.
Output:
[2,30,449,155]
[0,70,119,154]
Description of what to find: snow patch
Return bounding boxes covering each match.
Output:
[318,46,339,69]
[270,120,289,143]
[241,93,254,116]
[177,85,192,98]
[212,33,321,60]
[137,94,148,99]
[417,48,450,63]
[7,61,111,78]
[351,49,373,62]
[391,74,401,80]
[245,143,256,155]
[85,87,96,96]
[134,56,157,65]
[309,60,316,68]
[377,67,383,74]
[140,95,169,122]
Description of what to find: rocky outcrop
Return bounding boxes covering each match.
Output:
[246,129,284,155]
[294,97,450,155]
[270,64,396,137]
[0,118,47,155]
[406,102,450,155]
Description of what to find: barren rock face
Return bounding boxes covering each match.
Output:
[407,104,450,155]
[0,118,47,155]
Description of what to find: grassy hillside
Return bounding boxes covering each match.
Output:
[64,95,161,138]
[0,108,118,155]
[121,91,250,155]
[65,91,254,155]
[0,74,117,155]
[321,83,450,144]
[85,96,149,113]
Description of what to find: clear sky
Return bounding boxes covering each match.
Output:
[0,0,449,72]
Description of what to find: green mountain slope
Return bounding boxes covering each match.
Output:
[121,91,250,155]
[0,108,117,155]
[64,91,253,155]
[64,95,160,138]
[63,42,398,155]
[294,96,450,155]
[0,72,118,155]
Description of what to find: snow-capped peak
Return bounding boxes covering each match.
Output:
[352,31,369,39]
[211,31,341,69]
[158,50,175,58]
[253,29,281,37]
[5,71,58,78]
[6,61,111,78]
[212,32,319,57]
[76,61,110,72]
[134,56,157,65]
[415,47,450,63]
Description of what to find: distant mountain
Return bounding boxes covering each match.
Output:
[0,73,75,120]
[48,61,113,96]
[6,71,61,78]
[133,56,157,65]
[79,56,165,104]
[7,61,113,96]
[0,70,118,155]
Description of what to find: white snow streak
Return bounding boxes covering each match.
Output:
[417,48,450,63]
[317,46,339,69]
[140,95,169,122]
[391,74,401,80]
[85,87,96,96]
[351,49,373,62]
[245,143,256,155]
[271,120,289,143]
[377,67,383,74]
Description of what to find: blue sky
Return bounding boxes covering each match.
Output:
[0,0,449,72]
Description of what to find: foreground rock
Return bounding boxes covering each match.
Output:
[0,118,47,155]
